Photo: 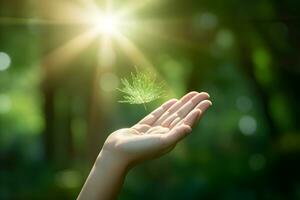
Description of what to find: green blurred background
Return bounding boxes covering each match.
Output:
[1,0,300,199]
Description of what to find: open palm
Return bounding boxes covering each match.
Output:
[103,91,212,167]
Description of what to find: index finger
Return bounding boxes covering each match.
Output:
[137,98,178,125]
[153,91,200,126]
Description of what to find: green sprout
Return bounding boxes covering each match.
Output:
[117,71,164,107]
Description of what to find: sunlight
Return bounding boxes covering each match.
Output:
[114,32,154,71]
[96,15,119,35]
[0,0,180,77]
[43,28,100,75]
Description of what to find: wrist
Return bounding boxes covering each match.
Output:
[96,149,131,175]
[78,149,130,200]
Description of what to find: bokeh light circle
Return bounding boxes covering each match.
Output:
[0,52,11,71]
[239,115,257,135]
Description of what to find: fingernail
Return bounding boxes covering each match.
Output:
[201,100,212,112]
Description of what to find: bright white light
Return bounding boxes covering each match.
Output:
[96,15,119,35]
[239,115,257,135]
[0,52,11,71]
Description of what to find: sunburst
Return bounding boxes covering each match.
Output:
[0,0,194,73]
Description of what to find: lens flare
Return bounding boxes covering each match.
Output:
[96,15,119,35]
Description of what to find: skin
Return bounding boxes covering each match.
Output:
[77,91,212,200]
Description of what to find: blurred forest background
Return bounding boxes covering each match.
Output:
[0,0,300,199]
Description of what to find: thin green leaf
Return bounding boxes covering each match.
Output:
[117,71,164,105]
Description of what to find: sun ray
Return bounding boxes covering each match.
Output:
[98,34,115,67]
[118,0,162,18]
[130,17,197,48]
[43,28,99,76]
[135,24,195,48]
[0,0,101,26]
[36,0,92,24]
[114,32,155,72]
[0,17,83,26]
[0,0,192,87]
[114,32,175,98]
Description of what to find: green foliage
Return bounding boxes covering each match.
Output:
[1,0,299,199]
[117,71,164,105]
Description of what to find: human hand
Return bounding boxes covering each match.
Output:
[100,91,212,169]
[79,92,212,200]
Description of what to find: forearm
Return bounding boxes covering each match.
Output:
[77,150,129,200]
